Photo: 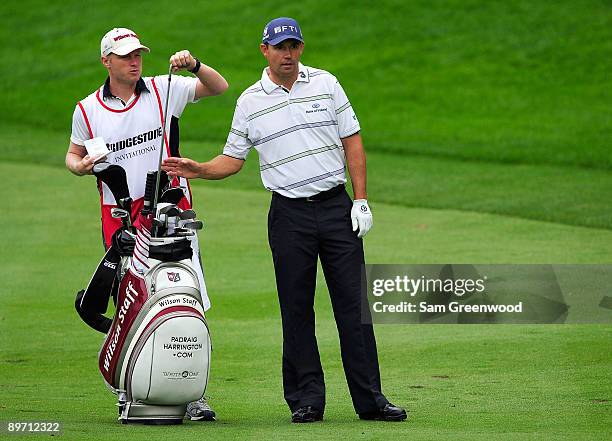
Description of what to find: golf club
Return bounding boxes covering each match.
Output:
[151,66,173,221]
[182,220,203,230]
[178,209,196,220]
[158,205,181,217]
[160,186,185,205]
[92,162,130,202]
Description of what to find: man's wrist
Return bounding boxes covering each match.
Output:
[72,166,86,177]
[68,156,85,176]
[190,58,201,74]
[198,162,206,179]
[77,163,91,176]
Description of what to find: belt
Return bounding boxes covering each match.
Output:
[273,184,345,202]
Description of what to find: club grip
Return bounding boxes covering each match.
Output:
[142,171,157,214]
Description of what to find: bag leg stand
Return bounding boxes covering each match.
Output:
[119,398,186,425]
[117,387,187,425]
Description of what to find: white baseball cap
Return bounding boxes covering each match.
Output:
[100,28,150,57]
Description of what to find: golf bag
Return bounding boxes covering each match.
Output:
[76,164,211,424]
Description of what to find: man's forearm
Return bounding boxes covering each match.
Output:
[342,134,368,200]
[194,64,229,97]
[198,154,243,179]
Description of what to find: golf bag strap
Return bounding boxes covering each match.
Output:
[80,246,121,314]
[75,290,112,334]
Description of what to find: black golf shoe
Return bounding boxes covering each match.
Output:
[291,406,324,423]
[359,403,407,421]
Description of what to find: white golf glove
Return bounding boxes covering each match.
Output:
[351,199,373,238]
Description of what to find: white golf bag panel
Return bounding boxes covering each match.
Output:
[117,259,211,405]
[126,313,210,405]
[99,237,211,412]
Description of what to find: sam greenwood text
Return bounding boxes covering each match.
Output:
[372,301,523,314]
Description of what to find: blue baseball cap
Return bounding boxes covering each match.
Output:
[262,17,304,45]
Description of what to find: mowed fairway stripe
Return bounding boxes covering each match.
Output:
[0,162,611,440]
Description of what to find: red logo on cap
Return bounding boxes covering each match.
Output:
[114,33,138,42]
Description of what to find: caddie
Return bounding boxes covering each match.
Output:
[65,27,228,421]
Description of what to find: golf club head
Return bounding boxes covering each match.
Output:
[171,228,194,237]
[178,209,196,220]
[158,205,181,217]
[93,162,130,202]
[160,187,185,205]
[182,220,203,230]
[111,208,129,219]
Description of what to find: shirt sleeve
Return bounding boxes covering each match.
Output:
[70,104,91,146]
[161,75,198,118]
[333,80,361,138]
[223,104,252,160]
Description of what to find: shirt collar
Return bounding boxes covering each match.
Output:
[260,63,310,94]
[102,76,149,101]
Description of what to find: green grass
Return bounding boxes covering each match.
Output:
[1,1,611,439]
[3,127,610,230]
[1,0,611,168]
[0,163,611,440]
[1,0,610,229]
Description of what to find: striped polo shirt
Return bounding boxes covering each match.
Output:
[223,63,360,198]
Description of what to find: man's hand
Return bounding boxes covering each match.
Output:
[66,142,103,176]
[169,50,229,98]
[163,155,243,180]
[351,199,373,238]
[69,153,98,176]
[169,50,197,73]
[162,157,203,178]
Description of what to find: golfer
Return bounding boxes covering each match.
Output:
[162,18,407,423]
[66,27,228,421]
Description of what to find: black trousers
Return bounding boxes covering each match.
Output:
[268,186,388,414]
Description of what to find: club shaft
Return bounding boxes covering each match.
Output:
[152,66,173,228]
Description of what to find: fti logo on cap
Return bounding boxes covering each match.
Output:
[262,17,304,45]
[274,25,298,35]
